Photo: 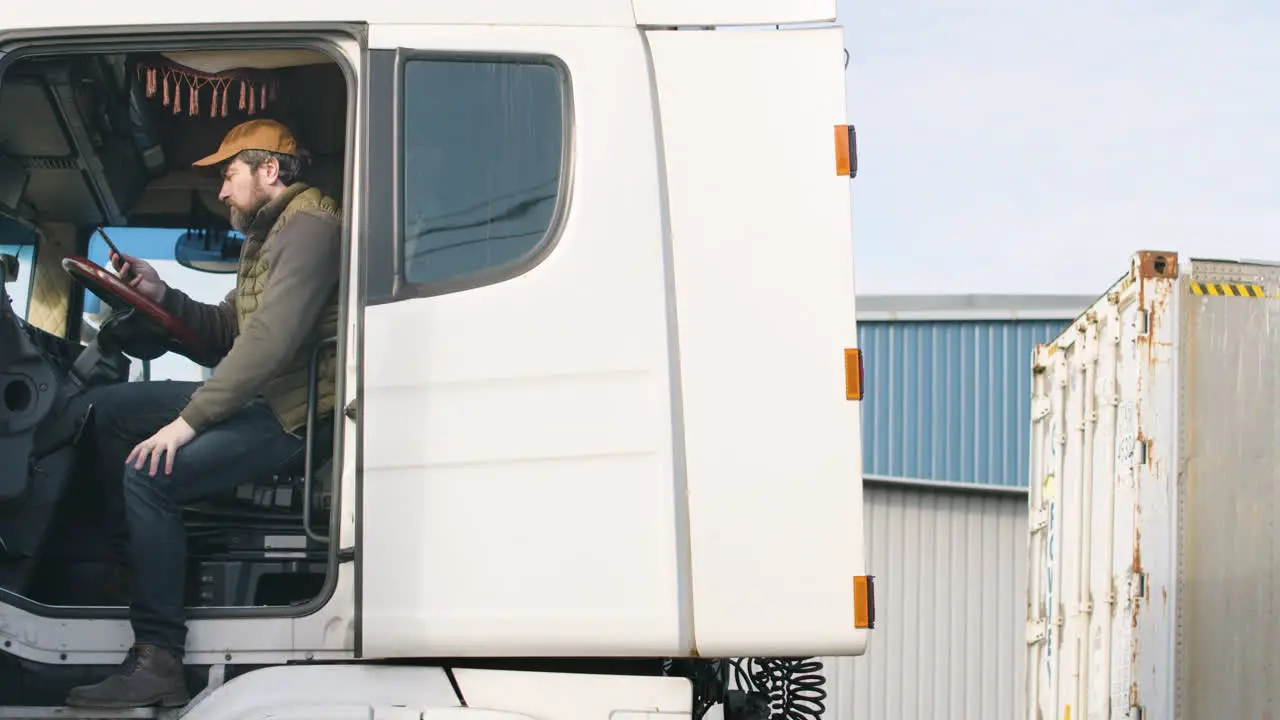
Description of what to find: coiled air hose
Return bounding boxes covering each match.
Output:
[730,658,828,720]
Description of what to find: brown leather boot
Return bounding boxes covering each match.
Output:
[64,644,189,708]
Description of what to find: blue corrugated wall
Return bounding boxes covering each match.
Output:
[857,319,1073,489]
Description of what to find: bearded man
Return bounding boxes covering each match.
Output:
[66,119,342,709]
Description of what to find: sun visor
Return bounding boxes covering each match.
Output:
[0,153,28,214]
[0,151,36,244]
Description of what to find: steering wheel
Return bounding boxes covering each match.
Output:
[60,256,206,359]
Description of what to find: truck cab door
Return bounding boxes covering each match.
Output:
[355,23,686,658]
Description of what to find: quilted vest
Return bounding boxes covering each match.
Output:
[235,183,341,433]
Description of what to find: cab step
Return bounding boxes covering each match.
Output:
[0,663,226,719]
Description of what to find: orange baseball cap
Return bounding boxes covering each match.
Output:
[192,118,298,167]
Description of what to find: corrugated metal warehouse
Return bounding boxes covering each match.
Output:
[820,294,1094,720]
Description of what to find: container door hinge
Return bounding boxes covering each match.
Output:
[1026,618,1047,645]
[344,399,358,421]
[1031,396,1051,422]
[1131,571,1149,600]
[1136,309,1150,336]
[337,546,356,563]
[1134,438,1148,466]
[1030,506,1049,532]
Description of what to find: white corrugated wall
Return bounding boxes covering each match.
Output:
[821,479,1028,720]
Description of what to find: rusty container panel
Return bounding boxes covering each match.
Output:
[1026,250,1280,719]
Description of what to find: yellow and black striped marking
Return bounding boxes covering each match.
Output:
[1190,282,1267,297]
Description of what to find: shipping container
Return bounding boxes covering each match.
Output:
[1024,249,1280,720]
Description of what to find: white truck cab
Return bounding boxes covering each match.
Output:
[0,1,871,717]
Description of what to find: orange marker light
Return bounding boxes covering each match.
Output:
[835,125,851,176]
[844,348,864,401]
[853,575,876,629]
[835,125,857,177]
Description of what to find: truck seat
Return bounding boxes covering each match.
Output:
[180,337,339,609]
[180,421,334,608]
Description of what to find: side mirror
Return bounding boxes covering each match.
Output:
[174,230,243,274]
[0,253,17,283]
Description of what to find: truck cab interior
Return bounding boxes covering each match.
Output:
[0,45,349,616]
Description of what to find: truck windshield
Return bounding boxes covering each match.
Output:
[82,227,238,382]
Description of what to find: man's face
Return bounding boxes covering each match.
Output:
[219,157,273,233]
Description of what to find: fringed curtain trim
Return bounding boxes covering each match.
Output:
[136,56,280,118]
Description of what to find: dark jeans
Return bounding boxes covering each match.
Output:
[91,380,306,659]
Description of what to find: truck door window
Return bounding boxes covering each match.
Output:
[400,57,566,291]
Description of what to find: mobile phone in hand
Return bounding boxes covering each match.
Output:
[95,227,133,281]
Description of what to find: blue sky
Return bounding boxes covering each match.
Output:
[841,0,1280,295]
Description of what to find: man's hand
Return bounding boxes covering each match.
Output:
[127,418,196,476]
[110,251,168,304]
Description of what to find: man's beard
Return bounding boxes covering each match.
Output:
[229,186,270,234]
